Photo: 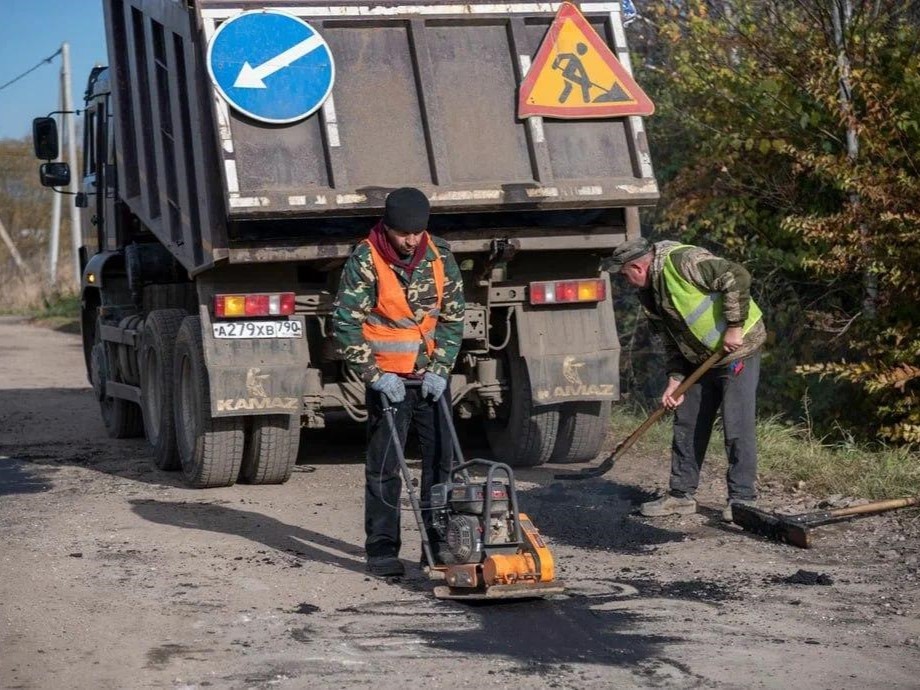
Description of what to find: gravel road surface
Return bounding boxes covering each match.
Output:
[1,317,918,689]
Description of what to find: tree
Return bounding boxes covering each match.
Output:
[632,0,920,442]
[1,135,80,301]
[0,137,53,266]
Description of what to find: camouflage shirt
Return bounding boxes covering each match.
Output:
[332,235,465,384]
[640,241,766,380]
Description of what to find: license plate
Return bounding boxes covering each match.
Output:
[212,320,303,339]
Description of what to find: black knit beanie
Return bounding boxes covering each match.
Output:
[383,187,430,233]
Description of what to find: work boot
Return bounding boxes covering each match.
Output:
[723,499,757,523]
[640,492,697,517]
[366,555,405,577]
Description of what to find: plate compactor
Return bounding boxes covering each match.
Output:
[382,386,564,601]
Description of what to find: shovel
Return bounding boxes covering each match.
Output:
[555,349,724,480]
[732,497,919,548]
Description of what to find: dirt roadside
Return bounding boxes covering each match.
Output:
[1,315,918,689]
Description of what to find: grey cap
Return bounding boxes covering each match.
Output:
[602,237,652,272]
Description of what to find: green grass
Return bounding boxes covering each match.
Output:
[609,406,920,499]
[31,294,80,333]
[756,416,920,499]
[6,292,82,332]
[31,293,80,317]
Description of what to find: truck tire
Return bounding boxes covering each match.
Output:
[139,309,186,471]
[551,401,612,463]
[486,353,560,467]
[91,319,144,439]
[81,300,98,384]
[239,415,301,485]
[173,316,244,488]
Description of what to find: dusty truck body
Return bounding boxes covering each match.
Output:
[39,0,658,487]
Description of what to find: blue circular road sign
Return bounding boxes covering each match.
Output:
[207,10,335,124]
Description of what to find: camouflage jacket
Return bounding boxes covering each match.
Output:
[332,235,465,384]
[640,241,766,380]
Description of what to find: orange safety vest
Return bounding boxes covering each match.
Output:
[361,237,445,374]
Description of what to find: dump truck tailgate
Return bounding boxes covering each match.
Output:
[199,1,657,217]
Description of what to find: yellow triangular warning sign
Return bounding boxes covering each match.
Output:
[518,2,654,119]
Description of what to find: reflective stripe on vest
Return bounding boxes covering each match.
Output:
[361,238,445,374]
[661,244,763,350]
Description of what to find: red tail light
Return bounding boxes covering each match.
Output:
[214,292,296,318]
[556,281,578,302]
[529,279,606,305]
[245,294,269,316]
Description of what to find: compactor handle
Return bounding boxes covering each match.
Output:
[381,377,469,482]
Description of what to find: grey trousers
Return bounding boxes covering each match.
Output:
[669,351,761,502]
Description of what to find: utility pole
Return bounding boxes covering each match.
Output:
[62,42,82,289]
[48,73,63,286]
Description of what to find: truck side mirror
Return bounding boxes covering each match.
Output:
[39,162,71,188]
[32,117,60,160]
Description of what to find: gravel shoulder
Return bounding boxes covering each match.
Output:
[1,316,918,689]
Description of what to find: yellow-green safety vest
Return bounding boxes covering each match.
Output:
[661,245,763,351]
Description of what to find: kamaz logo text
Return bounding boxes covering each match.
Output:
[217,397,299,412]
[536,383,615,401]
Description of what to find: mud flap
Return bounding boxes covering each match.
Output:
[513,298,620,407]
[200,308,309,417]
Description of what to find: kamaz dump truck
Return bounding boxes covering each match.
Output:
[33,0,658,488]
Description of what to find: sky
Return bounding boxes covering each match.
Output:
[0,0,107,140]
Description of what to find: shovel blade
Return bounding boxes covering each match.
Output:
[732,504,811,549]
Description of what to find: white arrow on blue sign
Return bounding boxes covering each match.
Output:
[207,10,335,124]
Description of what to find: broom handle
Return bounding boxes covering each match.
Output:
[828,497,918,519]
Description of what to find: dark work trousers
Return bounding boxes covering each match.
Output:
[669,351,761,502]
[364,385,454,559]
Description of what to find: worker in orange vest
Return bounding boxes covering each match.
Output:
[333,188,466,577]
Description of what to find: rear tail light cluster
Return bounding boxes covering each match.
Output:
[214,292,296,318]
[529,279,606,305]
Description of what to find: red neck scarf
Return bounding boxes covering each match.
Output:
[368,220,428,275]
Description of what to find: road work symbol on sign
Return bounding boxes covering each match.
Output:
[207,10,335,124]
[518,2,653,119]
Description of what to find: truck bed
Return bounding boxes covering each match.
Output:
[105,0,657,272]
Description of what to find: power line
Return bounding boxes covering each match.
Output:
[0,48,62,92]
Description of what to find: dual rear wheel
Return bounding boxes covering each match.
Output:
[102,311,605,478]
[139,313,299,488]
[485,344,611,468]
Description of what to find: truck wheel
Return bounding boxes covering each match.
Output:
[551,401,612,463]
[139,309,186,471]
[91,320,144,439]
[81,301,98,385]
[239,415,301,484]
[486,353,559,467]
[173,316,244,488]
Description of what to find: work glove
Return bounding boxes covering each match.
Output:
[370,373,405,403]
[421,371,447,401]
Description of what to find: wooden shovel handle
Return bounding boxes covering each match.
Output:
[611,349,724,458]
[828,497,919,519]
[558,349,726,480]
